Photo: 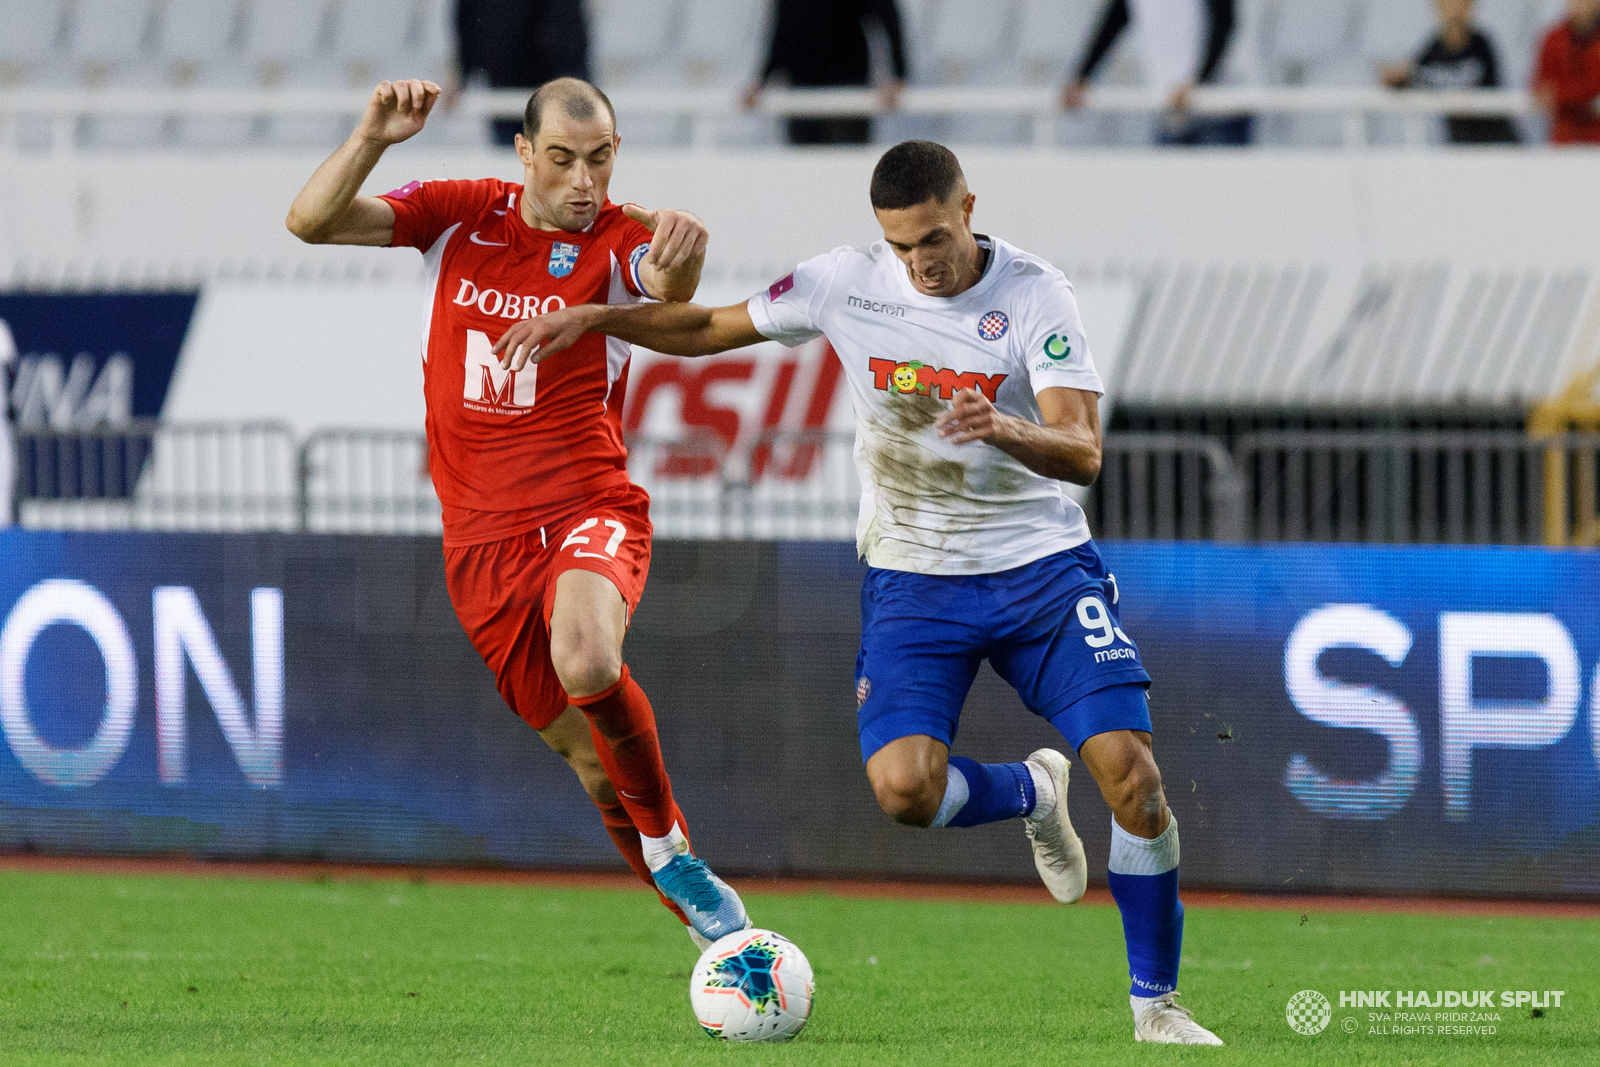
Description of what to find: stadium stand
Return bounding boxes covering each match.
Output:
[0,0,1567,149]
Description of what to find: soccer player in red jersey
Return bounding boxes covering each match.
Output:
[285,77,748,947]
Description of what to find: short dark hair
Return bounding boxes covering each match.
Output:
[869,140,965,210]
[523,77,617,142]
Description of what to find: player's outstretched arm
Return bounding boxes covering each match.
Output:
[493,301,767,372]
[621,204,708,303]
[286,79,440,246]
[936,386,1103,485]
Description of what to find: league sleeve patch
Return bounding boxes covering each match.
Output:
[628,242,650,294]
[767,273,796,301]
[383,180,422,200]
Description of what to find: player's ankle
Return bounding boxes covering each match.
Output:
[642,822,691,872]
[1024,760,1056,820]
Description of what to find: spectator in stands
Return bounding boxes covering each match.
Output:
[741,0,908,146]
[1062,0,1256,146]
[453,0,590,146]
[1533,0,1600,144]
[1380,0,1519,144]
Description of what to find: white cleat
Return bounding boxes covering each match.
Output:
[688,926,713,952]
[1132,992,1225,1045]
[1023,748,1087,903]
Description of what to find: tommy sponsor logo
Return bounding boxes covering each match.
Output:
[868,356,1006,401]
[463,329,535,412]
[452,278,567,320]
[847,294,908,318]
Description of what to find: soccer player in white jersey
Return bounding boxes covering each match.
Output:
[493,141,1223,1045]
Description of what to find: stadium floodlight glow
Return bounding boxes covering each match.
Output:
[1438,612,1580,822]
[0,579,138,788]
[154,586,285,790]
[1282,604,1421,820]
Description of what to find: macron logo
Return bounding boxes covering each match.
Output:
[847,294,907,318]
[767,273,795,301]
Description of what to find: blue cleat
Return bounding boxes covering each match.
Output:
[653,853,750,944]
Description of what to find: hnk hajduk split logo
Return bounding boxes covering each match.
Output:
[1287,990,1332,1035]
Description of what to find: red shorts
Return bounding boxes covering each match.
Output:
[444,483,653,731]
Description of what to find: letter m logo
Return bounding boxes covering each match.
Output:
[464,329,535,408]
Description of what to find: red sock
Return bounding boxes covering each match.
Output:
[594,794,689,924]
[570,664,687,841]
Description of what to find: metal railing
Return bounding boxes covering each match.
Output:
[1232,430,1550,545]
[1086,432,1245,542]
[299,428,440,534]
[18,420,297,531]
[18,423,1600,546]
[0,86,1538,155]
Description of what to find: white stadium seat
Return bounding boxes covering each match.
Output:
[1270,0,1361,84]
[1017,0,1098,87]
[67,0,158,63]
[66,0,164,145]
[155,0,243,72]
[1358,0,1438,67]
[240,0,337,68]
[678,0,767,87]
[0,0,69,86]
[409,0,455,84]
[922,0,1021,86]
[592,0,686,88]
[1475,0,1531,87]
[154,0,250,145]
[333,0,427,86]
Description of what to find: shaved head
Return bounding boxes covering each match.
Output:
[523,77,616,142]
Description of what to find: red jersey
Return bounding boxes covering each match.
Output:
[380,178,655,546]
[1534,19,1600,144]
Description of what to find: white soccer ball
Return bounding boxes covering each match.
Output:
[689,928,814,1042]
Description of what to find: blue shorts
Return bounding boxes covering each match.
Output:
[854,542,1152,763]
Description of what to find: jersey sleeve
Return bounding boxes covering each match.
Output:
[612,213,655,299]
[745,250,841,347]
[380,179,485,252]
[1021,273,1104,397]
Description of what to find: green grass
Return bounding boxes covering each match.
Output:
[0,869,1595,1066]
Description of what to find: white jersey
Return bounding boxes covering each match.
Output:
[747,235,1104,576]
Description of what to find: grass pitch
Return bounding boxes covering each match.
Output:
[0,868,1595,1066]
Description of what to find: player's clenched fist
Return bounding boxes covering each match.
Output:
[492,304,604,372]
[358,79,441,146]
[936,387,1010,446]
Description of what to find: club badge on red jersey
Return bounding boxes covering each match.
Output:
[549,241,580,278]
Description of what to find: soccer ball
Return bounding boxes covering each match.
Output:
[689,928,813,1042]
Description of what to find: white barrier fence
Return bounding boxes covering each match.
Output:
[0,86,1539,156]
[22,421,1598,546]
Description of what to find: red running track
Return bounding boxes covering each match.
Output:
[2,854,1598,919]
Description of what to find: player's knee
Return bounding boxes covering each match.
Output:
[1107,758,1166,835]
[869,765,941,828]
[550,633,622,699]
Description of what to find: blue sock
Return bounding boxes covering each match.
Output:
[1106,815,1183,997]
[931,756,1036,828]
